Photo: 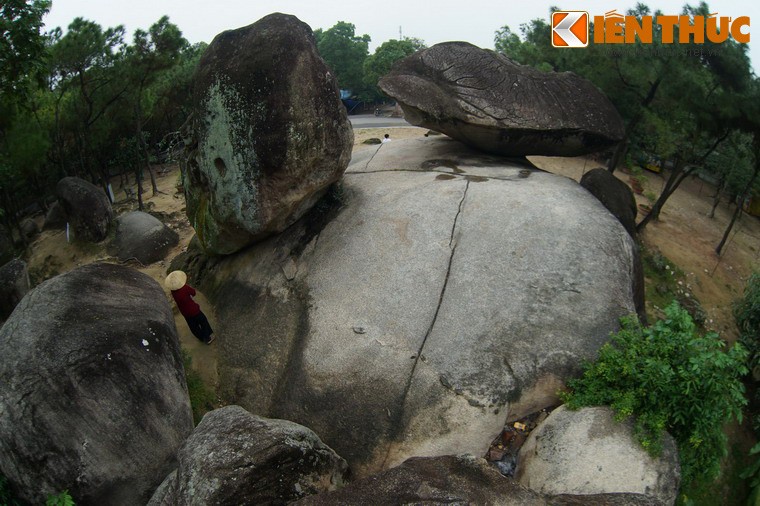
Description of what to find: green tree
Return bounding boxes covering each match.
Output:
[363,37,426,97]
[122,16,188,207]
[561,302,748,485]
[46,18,127,184]
[0,0,51,98]
[315,21,370,93]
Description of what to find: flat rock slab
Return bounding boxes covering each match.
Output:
[379,42,624,156]
[201,136,637,477]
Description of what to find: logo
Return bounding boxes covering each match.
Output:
[552,11,589,47]
[552,10,750,47]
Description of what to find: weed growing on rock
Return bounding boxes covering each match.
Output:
[561,302,748,485]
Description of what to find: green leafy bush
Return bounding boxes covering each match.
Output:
[46,490,75,506]
[735,272,760,372]
[561,302,748,485]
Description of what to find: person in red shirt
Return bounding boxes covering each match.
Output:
[165,270,215,344]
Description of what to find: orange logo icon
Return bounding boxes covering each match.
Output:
[552,11,589,47]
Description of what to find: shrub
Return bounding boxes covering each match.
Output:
[735,272,760,371]
[561,302,748,485]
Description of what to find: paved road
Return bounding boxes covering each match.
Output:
[349,114,412,129]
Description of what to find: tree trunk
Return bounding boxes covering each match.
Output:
[608,77,662,173]
[716,162,760,255]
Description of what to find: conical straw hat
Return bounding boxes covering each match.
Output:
[165,271,187,291]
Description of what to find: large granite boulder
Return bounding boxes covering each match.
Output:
[183,13,353,255]
[56,177,113,242]
[148,405,347,505]
[43,200,68,230]
[379,42,624,157]
[516,405,680,505]
[0,263,193,505]
[109,211,179,264]
[297,455,665,506]
[580,168,637,238]
[178,136,638,478]
[0,258,29,320]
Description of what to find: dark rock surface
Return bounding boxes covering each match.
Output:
[56,177,113,242]
[0,263,193,505]
[0,258,29,320]
[580,168,637,238]
[183,13,353,255]
[20,218,39,240]
[297,455,664,505]
[43,201,68,230]
[109,211,179,264]
[379,42,624,156]
[296,455,543,505]
[148,405,347,505]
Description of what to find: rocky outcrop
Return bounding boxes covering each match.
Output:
[180,136,638,477]
[379,42,624,157]
[148,405,347,505]
[56,177,113,242]
[0,263,193,505]
[580,168,637,238]
[0,258,29,320]
[43,201,68,230]
[183,13,353,255]
[516,405,680,505]
[297,455,543,505]
[297,454,664,505]
[20,218,39,241]
[109,211,179,264]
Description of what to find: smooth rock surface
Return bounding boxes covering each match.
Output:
[379,42,624,156]
[56,177,113,242]
[0,263,193,505]
[183,13,353,255]
[182,136,638,477]
[109,211,179,264]
[148,405,346,505]
[0,258,29,320]
[516,405,680,505]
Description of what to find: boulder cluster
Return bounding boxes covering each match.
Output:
[0,10,679,506]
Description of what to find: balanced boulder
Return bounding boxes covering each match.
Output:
[516,405,680,505]
[188,136,639,477]
[109,211,179,264]
[56,177,113,242]
[183,13,353,255]
[0,258,29,320]
[148,405,347,505]
[0,263,193,505]
[379,42,624,156]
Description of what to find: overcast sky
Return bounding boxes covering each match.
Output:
[43,0,757,71]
